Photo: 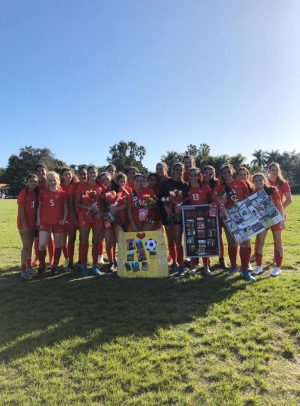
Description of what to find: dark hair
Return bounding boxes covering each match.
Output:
[147,173,159,181]
[35,162,47,172]
[134,172,145,180]
[78,164,87,173]
[220,163,235,184]
[203,166,218,189]
[105,164,117,171]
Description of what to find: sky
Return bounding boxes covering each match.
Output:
[0,0,299,171]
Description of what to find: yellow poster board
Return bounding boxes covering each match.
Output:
[117,229,168,278]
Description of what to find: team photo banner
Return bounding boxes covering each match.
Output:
[117,229,168,278]
[222,190,284,244]
[182,204,221,258]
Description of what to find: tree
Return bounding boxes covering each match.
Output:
[107,140,148,173]
[160,151,184,174]
[251,149,267,170]
[4,146,67,195]
[265,150,282,166]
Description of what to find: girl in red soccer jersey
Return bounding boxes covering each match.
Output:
[128,173,159,232]
[76,165,104,277]
[267,163,292,212]
[216,164,254,281]
[33,163,54,267]
[61,167,80,272]
[37,172,68,276]
[126,166,139,190]
[187,167,213,276]
[202,165,228,270]
[68,165,87,270]
[17,173,39,279]
[236,167,254,270]
[112,172,131,234]
[159,163,189,277]
[60,167,78,267]
[252,173,285,277]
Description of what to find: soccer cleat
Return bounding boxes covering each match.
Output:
[240,270,256,282]
[247,263,254,271]
[271,267,282,277]
[169,263,179,274]
[20,270,30,280]
[38,266,46,274]
[92,266,103,277]
[227,268,238,276]
[50,267,59,277]
[26,265,36,279]
[218,258,228,269]
[175,265,185,277]
[203,266,213,277]
[253,266,264,275]
[64,262,73,273]
[81,264,88,277]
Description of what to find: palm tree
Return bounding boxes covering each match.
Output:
[265,150,282,167]
[251,150,267,170]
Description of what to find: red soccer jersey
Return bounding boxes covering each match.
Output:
[17,189,37,231]
[187,184,211,205]
[76,182,103,221]
[268,179,290,201]
[215,180,249,209]
[128,187,158,224]
[38,180,47,190]
[39,188,67,225]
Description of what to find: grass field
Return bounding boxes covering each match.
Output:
[0,198,299,405]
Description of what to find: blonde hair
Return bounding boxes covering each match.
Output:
[46,171,61,188]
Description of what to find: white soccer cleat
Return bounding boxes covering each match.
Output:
[253,266,264,275]
[271,267,282,277]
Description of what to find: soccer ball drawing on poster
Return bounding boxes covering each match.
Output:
[145,239,157,252]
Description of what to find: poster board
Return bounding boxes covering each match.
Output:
[222,190,284,244]
[182,204,221,258]
[117,229,168,278]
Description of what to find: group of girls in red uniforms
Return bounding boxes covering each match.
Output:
[17,159,292,281]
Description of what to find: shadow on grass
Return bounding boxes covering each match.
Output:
[0,265,255,362]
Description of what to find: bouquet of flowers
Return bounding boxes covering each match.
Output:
[140,193,158,208]
[103,191,124,227]
[215,192,227,218]
[169,190,184,215]
[86,190,100,218]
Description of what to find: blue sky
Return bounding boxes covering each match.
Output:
[0,0,299,171]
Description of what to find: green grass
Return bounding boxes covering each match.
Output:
[0,198,299,405]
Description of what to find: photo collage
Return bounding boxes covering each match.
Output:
[117,230,169,278]
[222,190,283,244]
[182,204,221,258]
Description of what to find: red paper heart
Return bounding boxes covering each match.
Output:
[136,232,145,239]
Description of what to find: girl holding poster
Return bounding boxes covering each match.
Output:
[216,164,254,281]
[159,163,188,277]
[187,167,213,277]
[252,173,285,277]
[202,165,227,270]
